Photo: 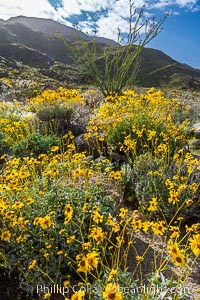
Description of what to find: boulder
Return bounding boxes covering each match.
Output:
[190,139,200,150]
[74,133,106,158]
[191,122,200,139]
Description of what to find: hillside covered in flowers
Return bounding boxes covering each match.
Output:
[0,85,200,300]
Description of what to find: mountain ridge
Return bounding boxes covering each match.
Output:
[6,16,119,46]
[0,16,200,90]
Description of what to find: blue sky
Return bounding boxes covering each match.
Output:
[0,0,200,69]
[148,8,200,69]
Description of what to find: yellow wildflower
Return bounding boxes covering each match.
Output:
[29,259,37,270]
[86,251,99,271]
[152,221,166,235]
[167,240,185,267]
[40,216,52,229]
[66,235,75,244]
[43,293,51,299]
[77,257,88,273]
[51,145,59,152]
[108,269,118,282]
[71,290,85,300]
[147,197,158,211]
[118,208,128,219]
[103,282,122,300]
[1,231,11,241]
[136,256,144,262]
[189,234,200,256]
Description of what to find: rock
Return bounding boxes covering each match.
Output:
[191,122,200,139]
[109,151,128,164]
[190,139,200,150]
[74,133,106,158]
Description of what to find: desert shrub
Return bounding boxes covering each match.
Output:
[120,151,200,223]
[0,150,122,297]
[87,88,189,160]
[0,131,10,156]
[0,101,32,156]
[1,88,200,300]
[0,114,29,143]
[107,114,181,157]
[12,133,61,157]
[26,87,89,136]
[1,142,200,299]
[65,3,167,96]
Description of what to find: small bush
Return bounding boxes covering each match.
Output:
[120,151,200,223]
[27,87,89,136]
[87,89,188,160]
[12,133,60,157]
[0,131,10,156]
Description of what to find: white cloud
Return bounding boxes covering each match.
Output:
[146,0,197,9]
[56,0,81,17]
[176,0,197,6]
[96,11,130,41]
[150,1,174,9]
[57,0,112,17]
[0,0,198,42]
[0,0,63,21]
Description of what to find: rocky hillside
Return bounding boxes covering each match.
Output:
[0,16,200,90]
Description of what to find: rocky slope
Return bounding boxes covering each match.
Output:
[0,16,200,90]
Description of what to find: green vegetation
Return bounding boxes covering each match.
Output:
[0,86,200,300]
[66,4,167,96]
[0,3,200,300]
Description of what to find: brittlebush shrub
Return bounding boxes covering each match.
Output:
[0,147,123,296]
[87,88,188,159]
[0,101,31,156]
[1,147,199,299]
[12,133,60,157]
[121,152,200,222]
[0,131,10,157]
[27,87,89,136]
[1,88,200,300]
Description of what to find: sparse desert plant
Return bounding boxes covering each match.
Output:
[27,87,89,136]
[87,88,189,162]
[64,1,167,97]
[120,151,200,223]
[0,100,32,155]
[0,131,10,157]
[12,132,60,157]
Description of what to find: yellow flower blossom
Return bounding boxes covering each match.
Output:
[40,216,52,229]
[28,259,37,270]
[103,282,122,300]
[136,256,144,262]
[152,221,166,235]
[132,218,142,231]
[86,251,99,271]
[93,211,103,224]
[189,234,200,256]
[168,189,179,205]
[147,197,158,211]
[12,201,24,209]
[167,240,185,267]
[90,226,105,244]
[64,204,73,224]
[142,221,152,233]
[51,145,59,152]
[71,290,85,300]
[118,208,128,219]
[108,269,118,282]
[66,235,75,244]
[1,231,11,241]
[43,293,51,299]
